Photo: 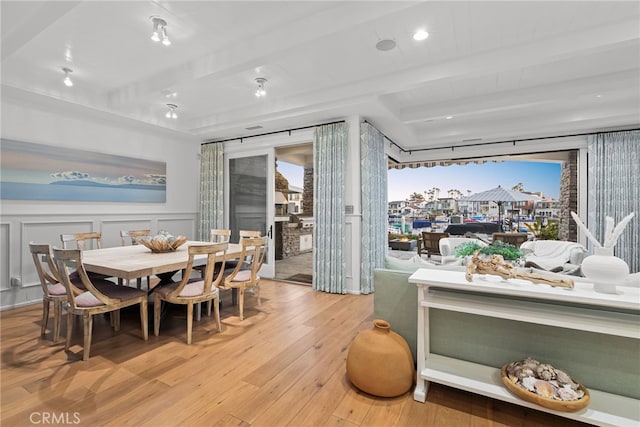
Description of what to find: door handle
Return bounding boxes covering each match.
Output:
[268,225,273,239]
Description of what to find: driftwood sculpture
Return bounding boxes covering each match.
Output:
[465,250,574,289]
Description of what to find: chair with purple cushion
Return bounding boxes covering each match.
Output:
[154,242,227,344]
[220,236,267,321]
[29,243,69,341]
[53,248,148,361]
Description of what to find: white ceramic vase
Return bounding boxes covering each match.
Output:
[581,246,629,294]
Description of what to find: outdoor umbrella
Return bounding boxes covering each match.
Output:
[463,185,540,230]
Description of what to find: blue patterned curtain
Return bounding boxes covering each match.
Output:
[313,122,348,293]
[587,130,639,273]
[199,143,224,241]
[360,123,387,294]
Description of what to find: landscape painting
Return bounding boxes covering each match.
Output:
[0,139,166,202]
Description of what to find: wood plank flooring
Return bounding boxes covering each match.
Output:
[1,280,588,426]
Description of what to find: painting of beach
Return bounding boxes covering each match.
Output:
[0,139,166,203]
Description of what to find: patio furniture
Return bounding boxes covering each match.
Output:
[417,232,449,258]
[520,240,588,275]
[389,239,417,251]
[444,223,501,236]
[491,232,529,247]
[439,237,488,265]
[154,243,227,344]
[53,248,149,361]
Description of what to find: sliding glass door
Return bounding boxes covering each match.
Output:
[226,149,275,277]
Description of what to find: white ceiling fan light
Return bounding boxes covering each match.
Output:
[62,67,73,87]
[255,77,267,97]
[165,103,178,119]
[150,16,170,46]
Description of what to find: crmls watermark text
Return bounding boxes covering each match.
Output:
[29,412,80,424]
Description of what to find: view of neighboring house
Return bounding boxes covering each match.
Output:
[287,185,303,214]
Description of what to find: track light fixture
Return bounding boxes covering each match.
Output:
[62,67,73,87]
[165,103,178,119]
[150,16,171,46]
[255,77,267,97]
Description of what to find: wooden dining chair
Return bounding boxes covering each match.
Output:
[61,231,114,282]
[60,231,102,250]
[120,229,151,246]
[220,236,268,321]
[120,229,152,289]
[154,243,227,344]
[29,243,69,341]
[239,230,262,238]
[210,229,231,243]
[197,229,232,277]
[53,248,149,361]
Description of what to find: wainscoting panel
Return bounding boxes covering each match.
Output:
[1,212,197,310]
[1,224,10,291]
[157,217,197,240]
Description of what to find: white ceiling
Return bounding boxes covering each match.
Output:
[2,1,639,150]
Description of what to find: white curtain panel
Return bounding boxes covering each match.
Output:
[313,122,348,293]
[360,123,387,294]
[587,130,639,273]
[199,143,225,241]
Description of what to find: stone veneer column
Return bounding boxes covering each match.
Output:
[559,151,578,241]
[303,167,313,215]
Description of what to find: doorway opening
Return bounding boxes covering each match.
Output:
[387,150,578,242]
[274,143,314,284]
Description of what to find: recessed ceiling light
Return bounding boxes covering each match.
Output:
[445,116,453,120]
[376,39,396,51]
[413,29,429,41]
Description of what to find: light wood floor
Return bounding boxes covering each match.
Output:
[1,280,588,427]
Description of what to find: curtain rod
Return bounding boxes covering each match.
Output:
[362,119,403,152]
[394,127,640,154]
[202,120,346,145]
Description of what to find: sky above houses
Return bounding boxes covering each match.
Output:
[278,160,562,203]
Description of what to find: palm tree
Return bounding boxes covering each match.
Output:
[512,182,524,192]
[410,192,424,201]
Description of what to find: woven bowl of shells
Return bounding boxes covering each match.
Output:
[501,358,589,412]
[139,235,187,253]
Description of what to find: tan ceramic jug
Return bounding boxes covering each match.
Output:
[346,319,414,397]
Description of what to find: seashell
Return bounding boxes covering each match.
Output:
[519,367,534,378]
[555,369,573,386]
[557,384,580,401]
[534,380,556,398]
[521,376,537,392]
[536,363,557,381]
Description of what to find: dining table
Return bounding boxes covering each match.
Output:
[82,241,246,321]
[82,240,244,286]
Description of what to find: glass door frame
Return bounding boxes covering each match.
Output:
[225,147,276,278]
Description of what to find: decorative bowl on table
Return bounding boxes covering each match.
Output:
[501,358,589,412]
[139,234,187,253]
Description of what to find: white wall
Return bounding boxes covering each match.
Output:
[0,89,201,309]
